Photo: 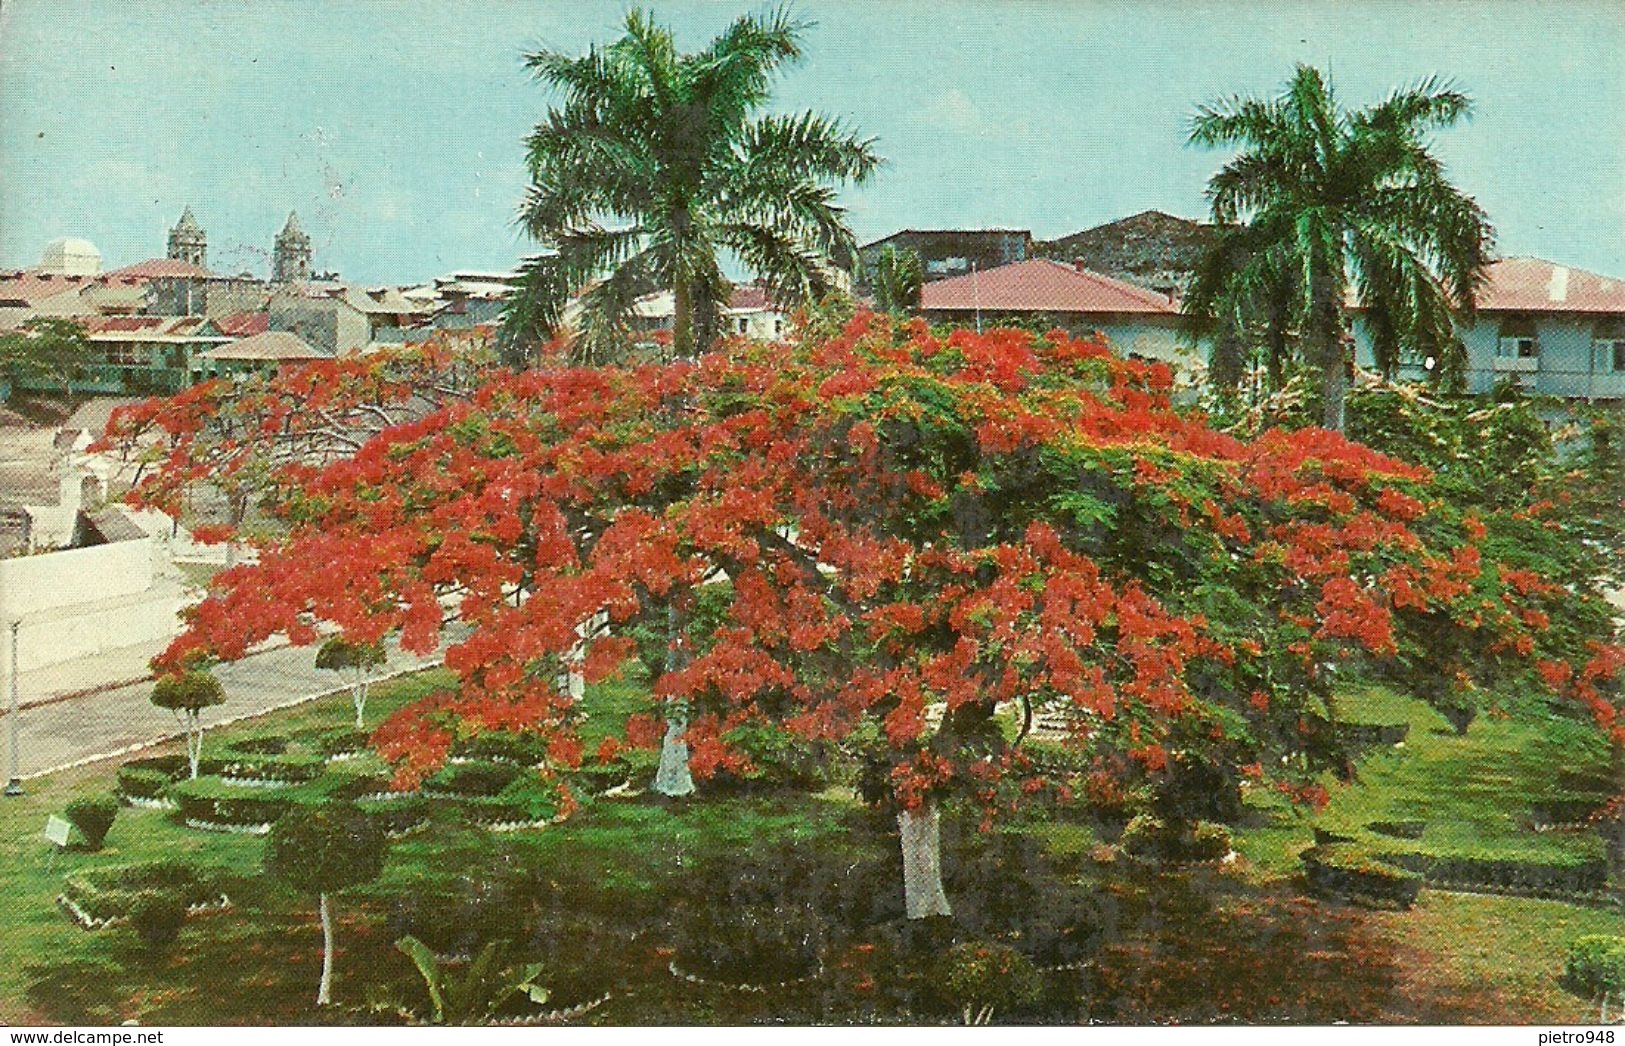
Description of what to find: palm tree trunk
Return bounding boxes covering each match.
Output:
[317,892,335,1005]
[672,276,693,360]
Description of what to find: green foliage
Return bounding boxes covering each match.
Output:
[450,731,548,766]
[315,636,388,673]
[114,767,174,802]
[395,935,546,1026]
[150,671,226,713]
[871,246,923,315]
[935,941,1043,1024]
[64,795,117,850]
[1560,936,1625,1003]
[1120,814,1232,863]
[126,892,188,950]
[0,317,94,392]
[263,804,389,897]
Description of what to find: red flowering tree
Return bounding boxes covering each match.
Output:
[133,314,1623,917]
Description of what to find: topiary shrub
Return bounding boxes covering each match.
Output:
[116,755,189,803]
[264,803,390,1006]
[935,940,1043,1024]
[1119,814,1232,863]
[223,734,290,756]
[58,860,226,927]
[451,731,550,767]
[312,728,369,759]
[65,795,118,851]
[1560,935,1625,1021]
[315,636,389,729]
[127,891,188,950]
[1366,819,1426,840]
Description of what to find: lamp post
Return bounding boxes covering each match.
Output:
[5,619,21,796]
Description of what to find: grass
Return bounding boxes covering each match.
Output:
[1,668,1618,1025]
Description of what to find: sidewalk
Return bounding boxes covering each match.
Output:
[4,635,447,780]
[10,635,178,713]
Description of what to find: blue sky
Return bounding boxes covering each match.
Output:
[1,0,1621,284]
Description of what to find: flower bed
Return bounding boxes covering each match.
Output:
[355,796,433,836]
[58,860,229,929]
[1373,847,1609,897]
[1365,819,1426,840]
[421,760,523,798]
[169,777,317,830]
[198,752,326,786]
[1300,844,1423,909]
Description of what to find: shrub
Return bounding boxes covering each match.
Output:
[1560,935,1625,1012]
[452,731,549,767]
[127,891,187,950]
[60,860,224,925]
[422,760,522,797]
[356,796,433,835]
[116,755,188,801]
[712,721,833,793]
[198,752,326,784]
[169,777,305,828]
[312,728,369,759]
[1378,848,1610,895]
[1300,844,1422,908]
[223,734,290,756]
[65,795,118,850]
[1120,814,1231,863]
[935,941,1042,1024]
[1340,722,1410,748]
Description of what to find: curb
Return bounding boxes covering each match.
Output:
[2,638,297,717]
[18,657,444,781]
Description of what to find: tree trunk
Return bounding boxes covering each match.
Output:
[672,276,693,360]
[898,802,952,919]
[187,711,202,779]
[652,603,695,797]
[352,669,367,730]
[1609,739,1624,898]
[317,892,335,1006]
[1320,336,1348,432]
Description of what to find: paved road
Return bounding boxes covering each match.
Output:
[5,638,445,780]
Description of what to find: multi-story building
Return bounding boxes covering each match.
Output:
[856,229,1032,288]
[1352,256,1625,402]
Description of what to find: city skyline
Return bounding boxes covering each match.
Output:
[1,0,1622,285]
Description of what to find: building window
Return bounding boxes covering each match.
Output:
[104,343,147,366]
[1496,317,1538,359]
[1593,319,1625,372]
[773,319,783,337]
[736,318,749,335]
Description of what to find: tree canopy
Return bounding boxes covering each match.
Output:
[139,315,1621,827]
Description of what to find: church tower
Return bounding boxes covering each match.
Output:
[272,211,313,283]
[166,206,206,267]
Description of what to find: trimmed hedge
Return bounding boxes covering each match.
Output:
[1561,935,1625,1001]
[422,760,523,798]
[59,860,226,926]
[312,728,370,759]
[169,777,316,828]
[1530,797,1602,831]
[1301,844,1422,908]
[1374,847,1609,896]
[116,755,188,801]
[1119,815,1231,863]
[198,752,326,785]
[451,732,549,767]
[356,796,433,835]
[222,734,290,756]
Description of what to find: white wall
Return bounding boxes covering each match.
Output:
[0,537,183,673]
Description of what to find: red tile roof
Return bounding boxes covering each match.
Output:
[728,285,775,311]
[104,258,213,280]
[920,258,1178,315]
[215,310,271,337]
[0,271,96,306]
[1476,257,1625,313]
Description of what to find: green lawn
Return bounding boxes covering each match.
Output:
[1,668,1617,1025]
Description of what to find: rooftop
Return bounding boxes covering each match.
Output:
[920,258,1179,315]
[201,330,328,361]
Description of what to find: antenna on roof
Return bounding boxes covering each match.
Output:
[973,261,981,335]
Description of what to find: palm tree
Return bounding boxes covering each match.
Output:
[1184,65,1494,429]
[502,7,880,363]
[870,245,923,316]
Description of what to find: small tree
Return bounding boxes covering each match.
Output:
[871,246,923,316]
[1561,935,1625,1023]
[263,804,389,1007]
[315,637,388,729]
[150,671,226,779]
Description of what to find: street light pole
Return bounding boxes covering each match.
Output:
[5,619,21,796]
